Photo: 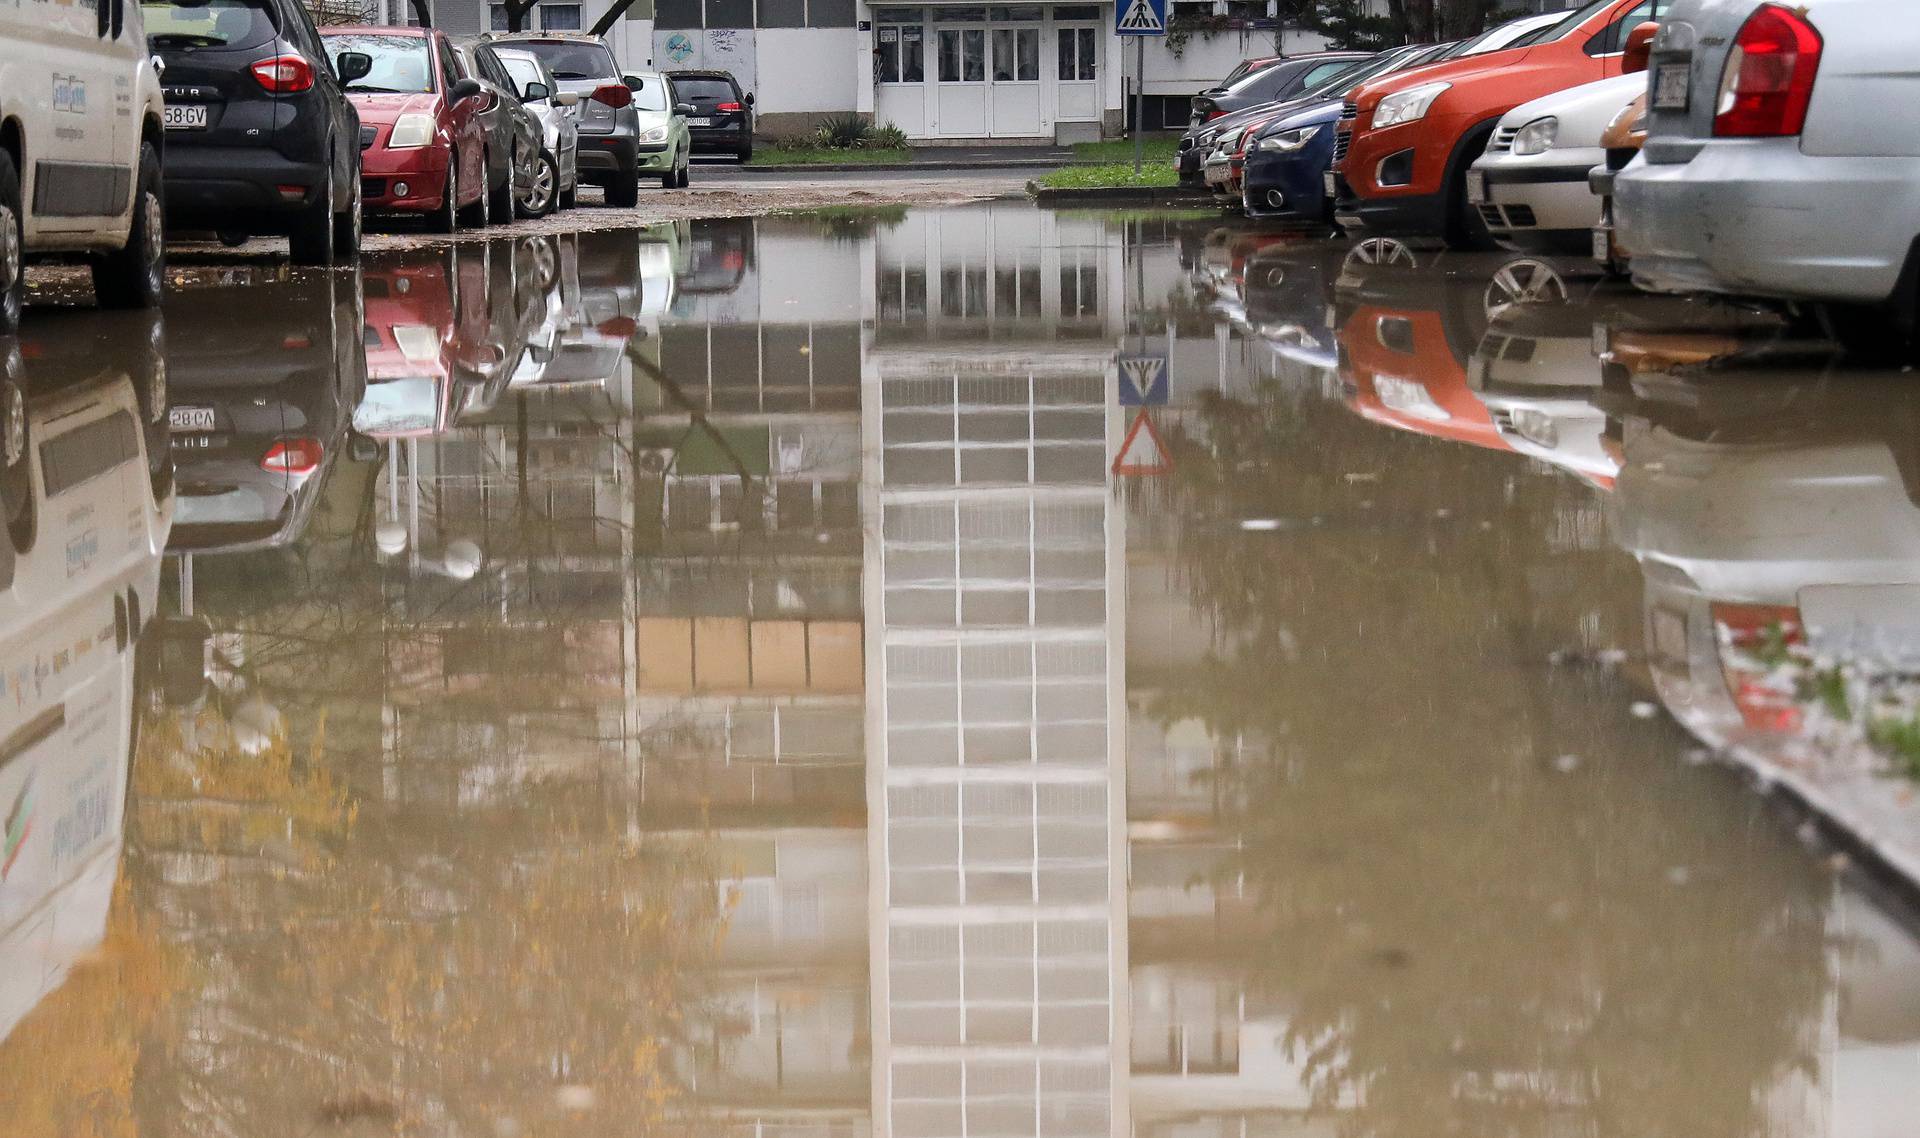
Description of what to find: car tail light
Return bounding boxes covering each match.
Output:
[261,437,324,476]
[591,83,633,109]
[1711,602,1804,732]
[596,315,637,338]
[1713,3,1823,138]
[1205,109,1225,121]
[716,101,743,112]
[251,53,316,94]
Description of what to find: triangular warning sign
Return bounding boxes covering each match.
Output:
[1112,410,1172,477]
[1118,0,1163,32]
[1118,356,1167,406]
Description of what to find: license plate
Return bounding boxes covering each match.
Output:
[163,104,209,130]
[1653,63,1690,112]
[1466,168,1488,205]
[686,116,712,127]
[170,434,218,450]
[1323,170,1337,197]
[169,406,217,431]
[1592,226,1614,265]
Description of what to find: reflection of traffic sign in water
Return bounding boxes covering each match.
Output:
[1118,355,1168,406]
[1116,0,1166,34]
[1112,409,1172,477]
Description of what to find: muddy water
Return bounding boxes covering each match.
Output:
[3,205,1919,1137]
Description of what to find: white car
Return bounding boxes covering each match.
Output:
[1616,0,1920,316]
[0,0,168,331]
[1470,72,1646,255]
[491,46,582,216]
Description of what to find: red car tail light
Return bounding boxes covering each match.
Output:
[1713,3,1823,138]
[591,83,633,109]
[261,437,324,476]
[1711,602,1805,733]
[251,53,316,94]
[716,101,743,112]
[1205,109,1225,121]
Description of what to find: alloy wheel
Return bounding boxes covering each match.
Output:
[1345,238,1417,269]
[0,203,18,304]
[1485,259,1570,320]
[2,382,23,469]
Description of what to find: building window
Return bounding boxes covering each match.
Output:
[490,2,580,29]
[1056,26,1094,81]
[875,23,926,83]
[937,27,985,82]
[991,27,1038,81]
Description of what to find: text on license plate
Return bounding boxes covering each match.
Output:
[169,406,217,431]
[1323,170,1337,197]
[163,104,209,130]
[686,117,712,127]
[1466,169,1488,205]
[1653,64,1690,112]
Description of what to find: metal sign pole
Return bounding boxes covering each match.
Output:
[1132,34,1144,176]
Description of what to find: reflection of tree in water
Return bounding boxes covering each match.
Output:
[1150,377,1835,1137]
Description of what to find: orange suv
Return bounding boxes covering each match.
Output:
[1333,0,1661,249]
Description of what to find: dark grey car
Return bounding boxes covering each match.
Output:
[1187,51,1373,128]
[454,40,544,223]
[481,33,644,206]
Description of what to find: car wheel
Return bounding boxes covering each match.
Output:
[1441,128,1499,252]
[558,178,577,210]
[676,156,691,189]
[0,149,22,335]
[737,141,753,163]
[659,148,678,190]
[460,151,491,227]
[1344,238,1418,270]
[488,147,515,225]
[93,142,167,308]
[1,374,33,556]
[519,150,558,218]
[431,153,461,235]
[1484,258,1569,321]
[218,230,249,248]
[332,168,363,262]
[289,153,337,266]
[608,166,641,208]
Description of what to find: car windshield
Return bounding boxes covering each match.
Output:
[1533,0,1619,43]
[674,77,736,101]
[1303,52,1401,100]
[628,76,670,112]
[513,39,618,81]
[326,34,435,94]
[142,0,277,51]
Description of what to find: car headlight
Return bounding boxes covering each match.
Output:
[387,113,436,150]
[1511,116,1559,157]
[1257,125,1322,153]
[640,124,669,144]
[1373,375,1449,422]
[1373,82,1450,129]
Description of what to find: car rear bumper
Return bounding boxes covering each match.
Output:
[161,145,329,227]
[576,133,640,178]
[1616,144,1920,304]
[688,126,750,151]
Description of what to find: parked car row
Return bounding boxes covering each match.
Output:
[0,6,720,332]
[1184,0,1919,343]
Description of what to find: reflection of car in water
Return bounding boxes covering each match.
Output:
[512,226,676,390]
[0,328,170,1044]
[678,217,753,296]
[1238,241,1351,370]
[165,272,365,553]
[356,247,496,439]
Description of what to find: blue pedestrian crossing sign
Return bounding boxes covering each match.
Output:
[1118,353,1168,406]
[1116,0,1166,35]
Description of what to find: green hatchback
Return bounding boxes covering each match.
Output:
[626,70,693,190]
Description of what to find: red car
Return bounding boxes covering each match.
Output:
[321,26,492,233]
[1332,0,1655,249]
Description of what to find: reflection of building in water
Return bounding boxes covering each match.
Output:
[863,206,1128,1138]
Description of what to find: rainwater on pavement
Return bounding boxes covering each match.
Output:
[4,203,1920,1138]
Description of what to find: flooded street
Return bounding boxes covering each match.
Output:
[6,203,1920,1136]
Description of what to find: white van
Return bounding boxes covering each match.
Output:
[0,0,169,333]
[0,313,172,1044]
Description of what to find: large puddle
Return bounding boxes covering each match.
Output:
[4,203,1920,1136]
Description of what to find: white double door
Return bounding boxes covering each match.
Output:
[933,21,1040,138]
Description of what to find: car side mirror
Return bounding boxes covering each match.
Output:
[744,92,755,106]
[522,80,551,103]
[1622,21,1658,75]
[675,102,695,116]
[336,51,373,85]
[448,77,484,103]
[623,74,644,91]
[554,90,580,107]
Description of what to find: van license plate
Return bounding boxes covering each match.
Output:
[1653,64,1690,112]
[163,104,209,130]
[169,406,216,431]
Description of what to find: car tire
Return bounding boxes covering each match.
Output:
[488,147,515,225]
[0,150,23,335]
[658,147,678,190]
[218,230,249,248]
[1441,125,1499,253]
[558,178,576,210]
[520,150,559,218]
[289,156,337,266]
[431,153,461,235]
[93,142,167,309]
[676,158,691,189]
[608,165,641,208]
[737,141,753,163]
[460,151,491,228]
[1,373,33,557]
[332,166,363,262]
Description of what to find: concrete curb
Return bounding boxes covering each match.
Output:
[1024,181,1217,205]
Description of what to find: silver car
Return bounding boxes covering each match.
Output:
[487,46,581,216]
[1616,0,1920,321]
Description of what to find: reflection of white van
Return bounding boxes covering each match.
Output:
[0,0,169,331]
[0,325,172,1044]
